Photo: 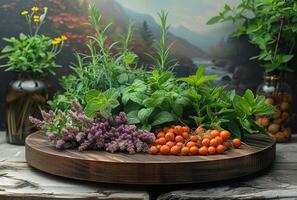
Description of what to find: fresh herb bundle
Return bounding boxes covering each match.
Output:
[179,67,276,138]
[48,4,276,139]
[49,4,146,110]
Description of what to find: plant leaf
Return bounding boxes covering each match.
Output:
[152,111,176,126]
[207,15,222,25]
[138,108,154,123]
[127,110,140,124]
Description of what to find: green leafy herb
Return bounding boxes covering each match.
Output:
[0,8,64,75]
[49,4,147,111]
[84,89,120,118]
[207,0,297,72]
[180,66,276,138]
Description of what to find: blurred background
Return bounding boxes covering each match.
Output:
[0,0,296,131]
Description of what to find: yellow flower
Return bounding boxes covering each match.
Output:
[52,37,62,45]
[33,15,40,23]
[43,7,48,11]
[60,35,68,41]
[21,10,28,15]
[31,6,39,12]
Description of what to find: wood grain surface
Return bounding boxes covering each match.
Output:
[26,132,276,185]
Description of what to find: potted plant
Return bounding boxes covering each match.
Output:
[207,0,297,142]
[0,6,67,144]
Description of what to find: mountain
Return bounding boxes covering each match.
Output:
[170,23,240,52]
[122,6,208,58]
[171,25,212,50]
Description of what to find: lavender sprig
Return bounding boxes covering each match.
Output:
[29,101,156,154]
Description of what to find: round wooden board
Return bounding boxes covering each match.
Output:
[26,132,276,185]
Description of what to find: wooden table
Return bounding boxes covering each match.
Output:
[1,132,297,200]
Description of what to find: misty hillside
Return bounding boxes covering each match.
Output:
[91,0,207,59]
[171,23,240,52]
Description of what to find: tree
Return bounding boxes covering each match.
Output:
[141,21,154,47]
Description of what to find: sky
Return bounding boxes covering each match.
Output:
[115,0,238,33]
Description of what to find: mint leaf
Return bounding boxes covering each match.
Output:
[243,89,255,106]
[138,108,154,123]
[152,111,176,126]
[233,95,251,116]
[85,89,100,102]
[127,110,140,124]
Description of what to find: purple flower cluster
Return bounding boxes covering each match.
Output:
[29,101,156,154]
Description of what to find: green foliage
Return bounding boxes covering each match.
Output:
[49,4,146,110]
[147,11,178,73]
[48,5,276,139]
[179,66,276,138]
[0,34,59,75]
[85,89,120,118]
[0,8,63,75]
[122,69,191,131]
[207,0,297,72]
[178,66,218,86]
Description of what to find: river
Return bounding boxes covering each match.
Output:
[192,57,233,83]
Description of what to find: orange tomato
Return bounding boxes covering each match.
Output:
[186,141,196,148]
[199,146,208,156]
[181,147,190,155]
[170,145,181,155]
[210,138,218,147]
[210,130,220,138]
[182,132,190,139]
[215,136,223,144]
[208,146,216,155]
[201,138,210,147]
[233,138,241,148]
[157,137,166,145]
[220,130,231,141]
[157,131,165,138]
[156,145,162,151]
[175,135,184,143]
[182,126,190,133]
[166,141,175,148]
[149,146,159,154]
[160,145,170,155]
[216,144,225,154]
[176,142,184,148]
[191,135,199,142]
[168,128,174,133]
[190,146,199,155]
[174,125,183,135]
[195,127,205,134]
[165,132,175,141]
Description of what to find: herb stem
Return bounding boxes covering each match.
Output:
[273,17,284,61]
